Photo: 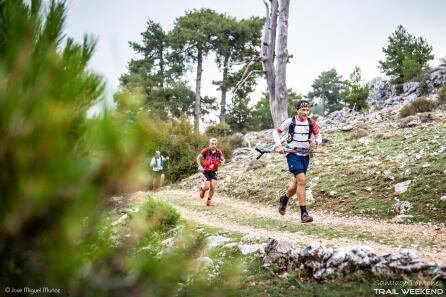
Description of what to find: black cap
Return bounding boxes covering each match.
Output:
[296,100,310,110]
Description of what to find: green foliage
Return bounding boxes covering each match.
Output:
[1,0,130,289]
[250,92,273,130]
[170,8,223,131]
[379,25,434,83]
[206,122,232,137]
[141,115,237,183]
[211,15,264,121]
[152,116,207,182]
[401,55,424,82]
[249,89,302,131]
[399,97,438,118]
[308,68,345,114]
[170,9,221,64]
[225,61,264,132]
[142,198,180,230]
[215,139,234,162]
[119,20,199,119]
[0,2,240,295]
[223,134,246,149]
[341,66,369,110]
[120,11,264,127]
[226,96,253,133]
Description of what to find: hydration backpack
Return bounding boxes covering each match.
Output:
[287,117,313,144]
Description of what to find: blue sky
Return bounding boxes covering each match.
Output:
[64,0,446,108]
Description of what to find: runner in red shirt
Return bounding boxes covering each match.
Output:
[196,138,225,206]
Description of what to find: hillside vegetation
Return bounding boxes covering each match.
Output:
[178,107,446,225]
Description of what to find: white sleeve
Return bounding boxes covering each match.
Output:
[314,134,322,145]
[272,130,282,146]
[272,118,291,146]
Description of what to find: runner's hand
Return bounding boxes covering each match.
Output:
[276,144,285,154]
[197,165,204,172]
[309,140,317,149]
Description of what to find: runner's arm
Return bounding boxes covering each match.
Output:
[219,151,225,164]
[273,119,290,153]
[314,134,322,145]
[272,129,282,146]
[310,119,322,146]
[196,154,204,166]
[196,154,204,172]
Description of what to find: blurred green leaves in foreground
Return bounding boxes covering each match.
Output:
[0,1,240,295]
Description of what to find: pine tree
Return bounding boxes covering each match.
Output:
[307,69,345,115]
[379,25,434,83]
[341,66,369,111]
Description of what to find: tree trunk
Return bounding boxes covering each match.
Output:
[274,0,290,125]
[261,0,289,128]
[261,0,278,124]
[219,55,229,123]
[194,47,203,133]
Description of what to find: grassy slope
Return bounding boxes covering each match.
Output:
[179,114,446,225]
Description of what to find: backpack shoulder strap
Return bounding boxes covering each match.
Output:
[287,117,296,143]
[307,117,313,140]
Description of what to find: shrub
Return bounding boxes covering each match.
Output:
[157,117,208,182]
[148,118,242,182]
[350,128,368,139]
[205,122,231,137]
[142,198,180,230]
[399,97,437,118]
[0,2,241,295]
[223,134,246,149]
[215,140,233,162]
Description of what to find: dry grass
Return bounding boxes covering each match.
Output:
[399,96,438,118]
[438,86,446,104]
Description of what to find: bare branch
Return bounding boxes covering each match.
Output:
[232,70,262,96]
[220,56,261,71]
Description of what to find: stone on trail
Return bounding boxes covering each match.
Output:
[394,180,411,194]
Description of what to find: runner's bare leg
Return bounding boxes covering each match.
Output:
[208,179,217,199]
[295,173,306,205]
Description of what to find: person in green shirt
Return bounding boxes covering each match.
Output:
[150,151,169,191]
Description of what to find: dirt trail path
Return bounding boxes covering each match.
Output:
[140,189,446,265]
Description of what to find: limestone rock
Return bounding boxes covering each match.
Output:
[394,180,411,194]
[262,239,446,281]
[390,214,414,224]
[111,213,128,226]
[207,235,231,248]
[393,201,412,215]
[239,243,267,257]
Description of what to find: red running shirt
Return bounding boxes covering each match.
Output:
[200,148,224,172]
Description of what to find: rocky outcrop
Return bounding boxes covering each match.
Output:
[367,66,446,109]
[263,238,446,281]
[426,66,446,92]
